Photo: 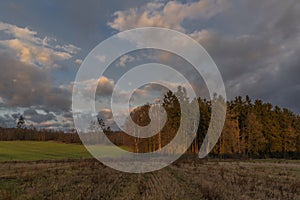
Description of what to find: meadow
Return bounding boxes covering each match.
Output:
[0,141,299,199]
[0,141,134,162]
[0,141,92,161]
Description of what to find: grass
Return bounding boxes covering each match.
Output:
[0,157,299,199]
[0,141,132,162]
[0,142,299,199]
[86,145,132,158]
[0,141,92,161]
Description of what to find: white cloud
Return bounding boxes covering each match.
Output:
[97,76,115,95]
[0,21,80,68]
[116,55,135,67]
[0,39,72,66]
[95,54,107,63]
[190,29,214,43]
[108,0,229,32]
[75,59,83,64]
[55,44,81,54]
[70,76,115,114]
[65,76,115,97]
[0,22,40,43]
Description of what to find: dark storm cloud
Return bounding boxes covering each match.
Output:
[59,0,144,30]
[196,32,275,78]
[46,0,145,51]
[0,52,71,112]
[271,2,300,39]
[23,108,57,123]
[0,114,16,128]
[254,45,300,112]
[11,113,20,120]
[193,0,300,112]
[63,112,73,119]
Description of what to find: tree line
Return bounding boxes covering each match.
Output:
[1,87,299,159]
[108,87,300,159]
[0,119,81,144]
[211,96,300,158]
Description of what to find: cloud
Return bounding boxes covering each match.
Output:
[55,44,80,55]
[23,108,57,123]
[108,0,300,114]
[98,108,113,119]
[0,115,16,128]
[71,76,114,97]
[0,21,80,68]
[63,76,115,114]
[108,0,229,32]
[95,54,107,63]
[116,55,135,67]
[188,0,300,112]
[96,108,120,130]
[0,52,71,112]
[37,120,73,130]
[97,76,115,96]
[0,105,74,129]
[0,0,299,130]
[0,39,72,66]
[0,21,39,43]
[75,59,83,64]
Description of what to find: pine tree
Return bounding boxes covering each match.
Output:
[245,113,266,156]
[17,115,25,129]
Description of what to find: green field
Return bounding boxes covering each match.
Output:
[0,141,92,161]
[0,141,299,199]
[0,141,133,161]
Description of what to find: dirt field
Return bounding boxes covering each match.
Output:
[0,157,299,200]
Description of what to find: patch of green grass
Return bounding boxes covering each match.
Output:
[0,141,133,161]
[86,145,132,158]
[0,141,92,161]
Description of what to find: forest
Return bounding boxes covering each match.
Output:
[115,87,300,159]
[1,87,300,159]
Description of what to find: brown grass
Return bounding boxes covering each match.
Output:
[0,157,299,199]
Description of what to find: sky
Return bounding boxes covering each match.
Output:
[0,0,299,130]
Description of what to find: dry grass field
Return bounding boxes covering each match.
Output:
[0,157,299,200]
